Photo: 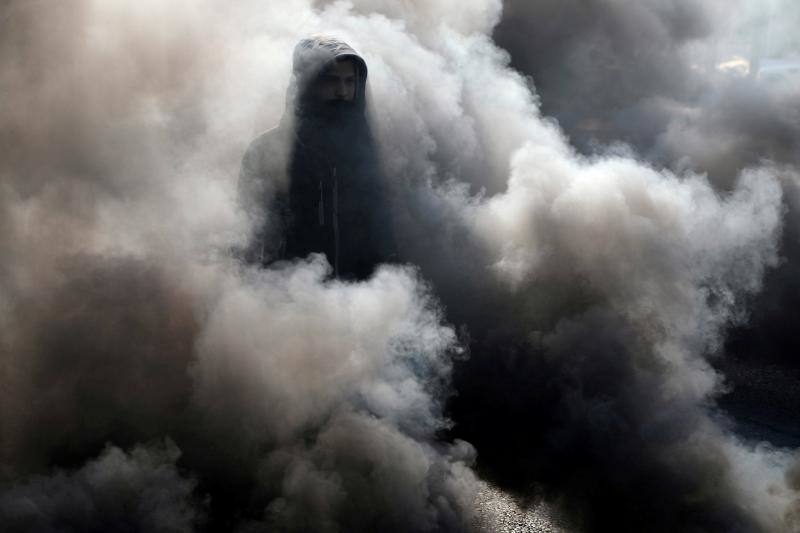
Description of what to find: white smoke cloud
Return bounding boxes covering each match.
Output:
[186,257,476,531]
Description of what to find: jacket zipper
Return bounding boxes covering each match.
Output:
[333,166,340,278]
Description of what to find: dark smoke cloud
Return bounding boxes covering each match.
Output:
[0,257,197,478]
[494,0,800,176]
[1,0,799,532]
[0,441,202,533]
[493,0,800,439]
[481,0,800,529]
[334,0,799,530]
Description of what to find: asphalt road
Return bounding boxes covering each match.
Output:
[717,357,800,449]
[473,482,568,533]
[472,356,800,533]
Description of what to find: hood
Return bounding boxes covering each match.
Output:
[287,35,369,116]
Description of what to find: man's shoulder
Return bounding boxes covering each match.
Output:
[244,125,291,160]
[240,124,294,184]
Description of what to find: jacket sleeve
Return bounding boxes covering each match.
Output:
[236,135,289,265]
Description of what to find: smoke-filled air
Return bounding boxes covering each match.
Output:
[1,0,799,532]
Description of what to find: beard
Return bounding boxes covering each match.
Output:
[314,97,359,124]
[297,98,365,153]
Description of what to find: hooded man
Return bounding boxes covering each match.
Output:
[238,35,395,280]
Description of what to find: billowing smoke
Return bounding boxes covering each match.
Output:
[1,1,798,532]
[1,441,202,532]
[495,0,800,175]
[494,0,800,377]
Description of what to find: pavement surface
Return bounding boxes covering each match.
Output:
[473,483,569,533]
[717,357,800,448]
[470,357,800,533]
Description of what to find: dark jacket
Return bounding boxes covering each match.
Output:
[238,36,394,280]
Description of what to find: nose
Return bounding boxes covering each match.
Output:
[334,79,347,98]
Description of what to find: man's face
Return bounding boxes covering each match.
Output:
[313,59,357,103]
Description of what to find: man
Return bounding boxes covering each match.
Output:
[238,35,394,280]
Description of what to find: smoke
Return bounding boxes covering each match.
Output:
[494,0,800,379]
[1,1,798,532]
[0,441,202,533]
[494,0,800,175]
[0,2,478,531]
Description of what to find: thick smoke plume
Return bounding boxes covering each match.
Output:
[1,0,799,532]
[1,441,202,532]
[494,0,800,375]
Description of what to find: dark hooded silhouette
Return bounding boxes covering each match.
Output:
[238,35,395,280]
